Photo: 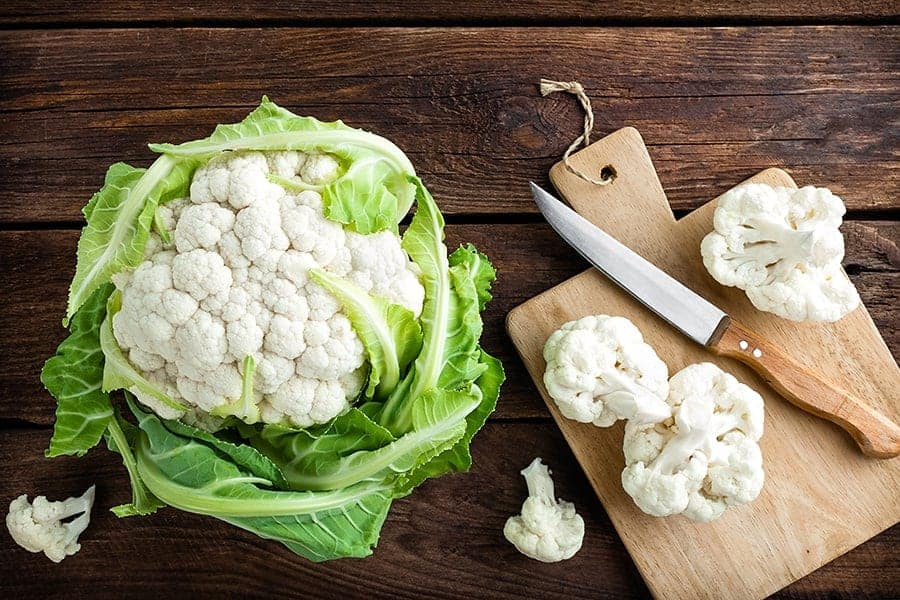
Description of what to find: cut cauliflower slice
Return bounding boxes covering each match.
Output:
[503,458,584,563]
[701,183,860,322]
[543,315,671,427]
[621,363,765,522]
[6,485,95,563]
[111,150,425,428]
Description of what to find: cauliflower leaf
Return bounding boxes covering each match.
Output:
[130,399,393,562]
[42,283,116,457]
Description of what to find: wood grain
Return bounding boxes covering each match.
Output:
[0,27,897,223]
[0,1,896,25]
[1,11,898,598]
[1,223,895,426]
[506,129,900,598]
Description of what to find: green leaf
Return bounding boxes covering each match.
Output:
[321,156,403,235]
[450,243,496,312]
[250,409,395,490]
[129,400,392,562]
[309,269,422,399]
[156,406,288,489]
[402,349,504,491]
[268,173,322,192]
[66,156,198,323]
[248,386,477,493]
[41,283,116,457]
[150,97,415,233]
[105,407,165,517]
[100,290,187,412]
[378,178,500,434]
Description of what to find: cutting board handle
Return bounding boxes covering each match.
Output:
[710,318,900,459]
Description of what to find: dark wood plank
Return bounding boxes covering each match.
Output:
[2,425,897,599]
[0,1,896,25]
[1,27,897,223]
[2,222,896,425]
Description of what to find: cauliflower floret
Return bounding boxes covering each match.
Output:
[261,377,351,428]
[177,364,242,412]
[234,195,289,261]
[6,486,95,563]
[503,458,584,563]
[301,153,340,184]
[266,150,307,178]
[172,249,232,301]
[701,184,860,322]
[543,315,671,427]
[174,203,235,252]
[111,151,424,427]
[621,363,765,522]
[347,230,426,315]
[190,151,282,210]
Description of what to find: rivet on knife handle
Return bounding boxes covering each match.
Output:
[709,318,900,459]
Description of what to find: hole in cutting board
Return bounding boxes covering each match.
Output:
[599,164,617,183]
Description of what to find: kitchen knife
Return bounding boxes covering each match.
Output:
[530,182,900,459]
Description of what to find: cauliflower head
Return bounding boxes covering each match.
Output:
[543,315,671,427]
[6,485,95,563]
[621,362,764,522]
[700,183,859,322]
[503,458,584,562]
[110,150,425,428]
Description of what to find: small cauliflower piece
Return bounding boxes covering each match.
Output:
[621,363,765,522]
[543,315,671,427]
[503,458,584,563]
[701,183,860,322]
[6,485,95,563]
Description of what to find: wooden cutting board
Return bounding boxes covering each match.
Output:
[506,127,900,599]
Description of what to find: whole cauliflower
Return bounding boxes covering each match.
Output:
[6,485,95,563]
[543,315,671,427]
[110,150,425,427]
[621,363,764,522]
[503,458,584,562]
[700,183,859,322]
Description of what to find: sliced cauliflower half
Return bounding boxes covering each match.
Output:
[700,183,860,322]
[503,458,584,563]
[6,485,95,563]
[111,150,425,428]
[621,363,765,523]
[543,315,671,427]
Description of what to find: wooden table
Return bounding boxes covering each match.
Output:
[1,3,897,598]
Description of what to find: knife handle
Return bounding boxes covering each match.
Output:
[710,318,900,459]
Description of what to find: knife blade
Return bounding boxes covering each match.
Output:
[530,182,727,346]
[530,181,900,459]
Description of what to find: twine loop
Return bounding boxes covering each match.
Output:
[539,78,613,186]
